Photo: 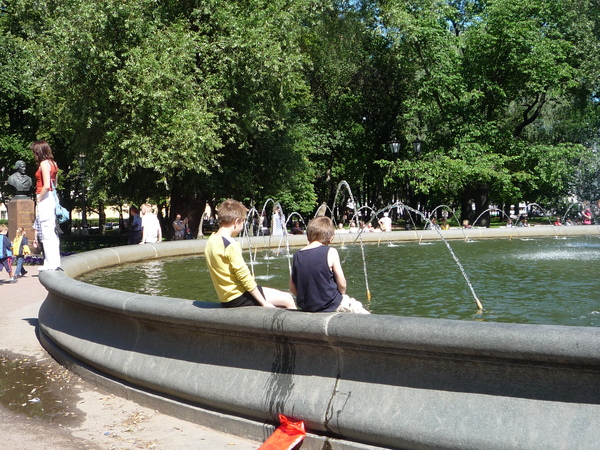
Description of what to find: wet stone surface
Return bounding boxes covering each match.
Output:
[0,351,84,426]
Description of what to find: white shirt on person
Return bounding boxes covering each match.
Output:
[142,213,161,243]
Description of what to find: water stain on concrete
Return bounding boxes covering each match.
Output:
[0,351,85,427]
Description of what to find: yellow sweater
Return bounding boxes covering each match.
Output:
[205,233,257,303]
[12,235,31,256]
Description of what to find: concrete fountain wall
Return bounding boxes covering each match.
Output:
[38,227,600,449]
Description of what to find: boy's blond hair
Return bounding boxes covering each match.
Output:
[217,199,248,226]
[0,224,8,234]
[307,216,335,244]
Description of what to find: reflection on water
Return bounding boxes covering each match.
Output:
[80,236,600,327]
[144,260,164,296]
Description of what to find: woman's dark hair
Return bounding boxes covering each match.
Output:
[31,141,54,164]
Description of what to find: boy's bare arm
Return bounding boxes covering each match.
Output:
[329,247,347,295]
[289,278,297,296]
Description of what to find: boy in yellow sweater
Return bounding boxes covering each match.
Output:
[205,199,296,309]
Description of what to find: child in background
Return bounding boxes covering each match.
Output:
[12,227,31,278]
[290,216,370,314]
[205,199,296,309]
[0,225,17,283]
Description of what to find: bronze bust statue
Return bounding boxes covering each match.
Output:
[6,160,33,198]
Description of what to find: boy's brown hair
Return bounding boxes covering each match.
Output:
[217,199,248,226]
[306,216,335,244]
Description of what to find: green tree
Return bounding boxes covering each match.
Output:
[36,0,323,230]
[3,0,598,229]
[381,0,599,224]
[0,24,37,177]
[295,0,407,215]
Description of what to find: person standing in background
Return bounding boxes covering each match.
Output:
[139,203,162,244]
[582,206,592,225]
[272,205,286,236]
[32,141,61,271]
[172,214,185,240]
[378,212,392,232]
[128,206,142,244]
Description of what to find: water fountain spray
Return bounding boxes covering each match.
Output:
[243,180,484,312]
[347,199,484,312]
[398,203,483,310]
[562,201,586,224]
[332,181,373,303]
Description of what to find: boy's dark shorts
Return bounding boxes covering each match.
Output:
[222,285,265,308]
[0,257,11,273]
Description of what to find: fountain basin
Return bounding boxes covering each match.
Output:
[38,228,600,449]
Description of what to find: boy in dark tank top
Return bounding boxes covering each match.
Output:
[289,216,370,314]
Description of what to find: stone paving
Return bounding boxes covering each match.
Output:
[0,268,261,449]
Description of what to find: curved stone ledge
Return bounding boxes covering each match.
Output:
[38,229,600,449]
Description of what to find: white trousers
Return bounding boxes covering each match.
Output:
[36,192,61,270]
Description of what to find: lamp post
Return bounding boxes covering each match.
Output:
[387,138,424,229]
[387,139,402,224]
[413,138,423,155]
[388,139,401,159]
[391,138,423,154]
[411,138,424,227]
[78,153,89,235]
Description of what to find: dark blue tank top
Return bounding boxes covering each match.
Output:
[291,245,343,312]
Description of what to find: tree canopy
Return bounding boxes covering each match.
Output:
[1,0,598,229]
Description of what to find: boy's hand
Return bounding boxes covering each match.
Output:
[262,303,276,308]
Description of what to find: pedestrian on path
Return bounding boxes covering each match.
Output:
[11,227,30,278]
[0,225,17,283]
[32,140,61,271]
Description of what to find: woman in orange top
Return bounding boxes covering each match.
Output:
[32,140,61,271]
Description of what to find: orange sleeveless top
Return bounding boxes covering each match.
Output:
[35,160,58,194]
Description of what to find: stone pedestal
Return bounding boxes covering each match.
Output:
[8,197,36,248]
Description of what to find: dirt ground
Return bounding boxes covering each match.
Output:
[0,271,261,450]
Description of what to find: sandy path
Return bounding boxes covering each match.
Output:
[0,270,260,449]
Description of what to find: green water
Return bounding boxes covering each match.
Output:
[80,236,600,327]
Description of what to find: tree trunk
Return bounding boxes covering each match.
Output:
[98,200,106,232]
[473,186,490,227]
[461,188,475,227]
[462,185,489,227]
[169,194,206,239]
